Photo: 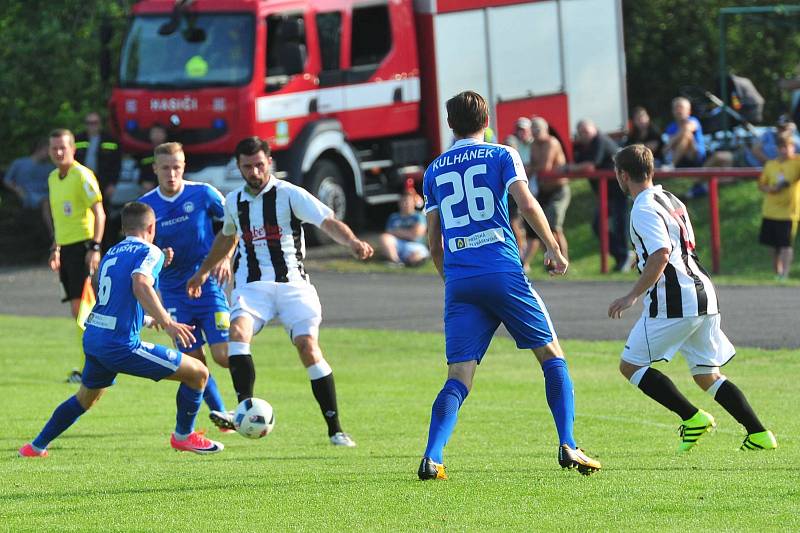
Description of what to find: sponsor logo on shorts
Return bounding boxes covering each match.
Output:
[215,311,230,330]
[166,349,178,361]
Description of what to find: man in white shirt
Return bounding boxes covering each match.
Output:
[608,144,776,453]
[187,137,373,447]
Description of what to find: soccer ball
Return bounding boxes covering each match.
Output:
[234,398,275,439]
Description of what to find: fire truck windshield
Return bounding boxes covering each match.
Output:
[120,14,254,88]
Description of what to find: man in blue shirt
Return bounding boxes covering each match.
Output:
[139,142,231,428]
[664,97,706,168]
[19,202,223,457]
[418,91,601,480]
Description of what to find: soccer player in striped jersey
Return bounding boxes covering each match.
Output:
[418,91,601,480]
[187,137,373,447]
[608,144,777,452]
[139,142,232,431]
[20,202,223,457]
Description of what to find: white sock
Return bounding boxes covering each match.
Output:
[706,376,727,398]
[306,360,332,380]
[629,367,649,387]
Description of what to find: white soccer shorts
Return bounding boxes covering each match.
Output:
[621,314,735,375]
[230,280,322,340]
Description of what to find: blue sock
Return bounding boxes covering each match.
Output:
[32,395,86,450]
[175,384,203,436]
[424,379,469,464]
[541,358,577,448]
[203,374,226,413]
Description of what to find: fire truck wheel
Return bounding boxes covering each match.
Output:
[306,159,350,246]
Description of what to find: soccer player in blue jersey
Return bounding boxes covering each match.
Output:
[139,142,232,428]
[19,202,224,457]
[417,91,601,479]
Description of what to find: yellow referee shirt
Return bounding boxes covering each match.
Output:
[48,161,103,245]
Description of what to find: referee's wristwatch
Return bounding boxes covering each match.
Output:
[87,240,101,252]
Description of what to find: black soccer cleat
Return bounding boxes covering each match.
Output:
[418,457,448,480]
[209,410,236,431]
[558,444,602,475]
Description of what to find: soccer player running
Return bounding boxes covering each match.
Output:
[418,91,601,480]
[20,202,224,457]
[608,144,777,452]
[139,142,232,429]
[187,137,373,446]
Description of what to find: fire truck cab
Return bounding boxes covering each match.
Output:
[111,0,626,235]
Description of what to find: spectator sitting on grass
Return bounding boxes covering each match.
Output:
[757,133,800,281]
[380,186,429,267]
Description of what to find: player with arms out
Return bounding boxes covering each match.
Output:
[19,202,224,457]
[187,137,373,446]
[139,142,232,428]
[608,144,776,452]
[418,91,601,480]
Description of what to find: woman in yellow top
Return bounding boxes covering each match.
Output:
[758,133,800,280]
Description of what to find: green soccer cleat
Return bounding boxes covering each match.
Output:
[418,457,447,480]
[558,445,602,475]
[740,430,777,451]
[678,409,716,452]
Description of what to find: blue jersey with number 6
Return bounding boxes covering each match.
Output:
[83,236,165,352]
[423,138,528,281]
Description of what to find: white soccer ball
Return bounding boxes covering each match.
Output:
[234,398,275,439]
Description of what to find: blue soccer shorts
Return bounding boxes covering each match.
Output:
[162,285,230,352]
[443,270,557,364]
[82,341,183,389]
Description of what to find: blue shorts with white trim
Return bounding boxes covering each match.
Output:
[82,341,183,389]
[444,270,556,364]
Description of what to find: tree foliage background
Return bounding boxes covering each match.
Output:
[2,0,800,167]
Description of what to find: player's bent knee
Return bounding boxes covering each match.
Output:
[619,360,644,381]
[293,335,322,365]
[76,386,105,410]
[209,343,229,368]
[533,341,563,363]
[692,370,723,391]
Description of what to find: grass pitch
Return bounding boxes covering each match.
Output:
[1,315,797,531]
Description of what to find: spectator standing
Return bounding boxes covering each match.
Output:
[75,112,122,248]
[47,128,106,383]
[503,117,534,250]
[3,138,55,238]
[522,117,570,270]
[572,119,633,272]
[625,106,662,161]
[757,134,800,280]
[380,185,429,267]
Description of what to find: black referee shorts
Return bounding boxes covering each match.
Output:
[59,240,90,302]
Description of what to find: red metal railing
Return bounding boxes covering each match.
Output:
[537,168,761,274]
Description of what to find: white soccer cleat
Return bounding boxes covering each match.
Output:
[330,432,356,447]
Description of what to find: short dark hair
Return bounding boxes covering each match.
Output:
[446,91,489,137]
[121,201,155,233]
[235,136,271,162]
[613,144,654,183]
[49,128,75,146]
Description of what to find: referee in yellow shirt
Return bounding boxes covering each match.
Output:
[47,129,106,383]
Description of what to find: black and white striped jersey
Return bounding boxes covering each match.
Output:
[630,185,719,318]
[221,177,333,285]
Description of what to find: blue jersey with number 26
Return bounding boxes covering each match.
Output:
[423,138,528,281]
[83,236,165,353]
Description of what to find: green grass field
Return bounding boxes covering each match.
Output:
[2,315,797,531]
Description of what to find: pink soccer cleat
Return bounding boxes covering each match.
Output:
[18,443,48,458]
[170,431,224,454]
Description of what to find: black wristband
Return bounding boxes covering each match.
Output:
[88,240,101,252]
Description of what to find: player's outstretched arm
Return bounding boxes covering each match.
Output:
[320,216,374,260]
[608,248,669,319]
[508,181,567,275]
[426,210,444,279]
[133,272,196,347]
[187,232,237,298]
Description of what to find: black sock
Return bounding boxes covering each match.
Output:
[638,368,697,420]
[310,374,342,437]
[713,380,766,434]
[229,354,255,404]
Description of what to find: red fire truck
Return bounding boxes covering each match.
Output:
[110,0,627,237]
